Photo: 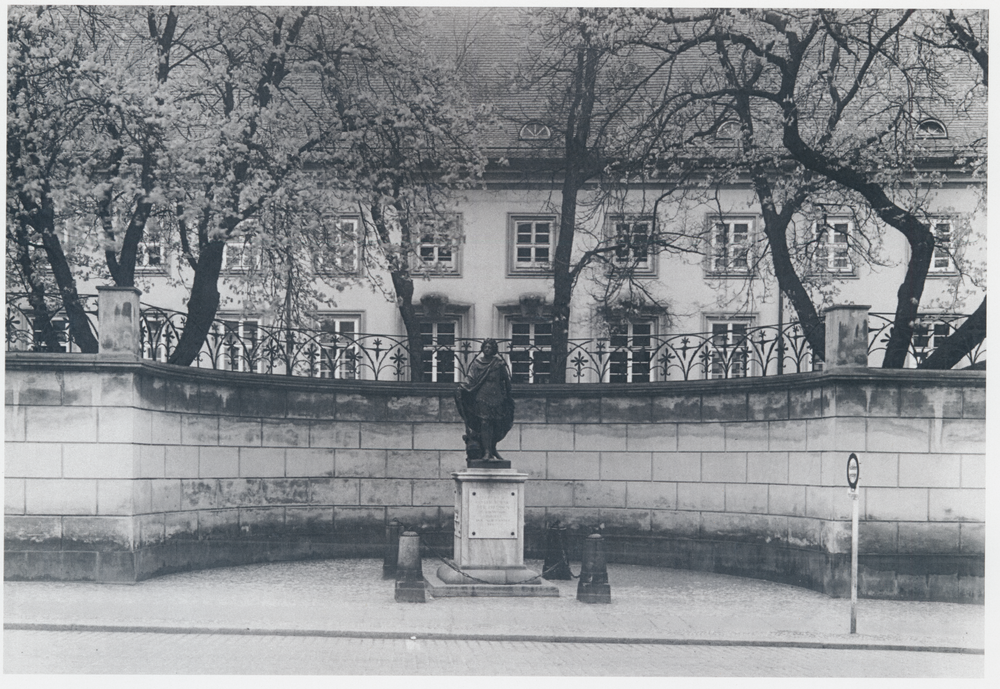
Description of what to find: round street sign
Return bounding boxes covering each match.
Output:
[847,453,860,489]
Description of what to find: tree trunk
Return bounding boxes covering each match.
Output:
[549,41,599,385]
[116,198,154,286]
[167,239,225,366]
[780,116,934,369]
[390,269,425,382]
[918,296,986,370]
[761,225,825,361]
[36,203,99,354]
[749,176,825,360]
[550,179,579,384]
[880,230,934,368]
[11,222,62,351]
[371,198,425,382]
[11,154,98,351]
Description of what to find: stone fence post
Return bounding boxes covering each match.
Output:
[823,304,870,369]
[97,286,142,359]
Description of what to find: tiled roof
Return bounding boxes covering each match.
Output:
[414,7,986,165]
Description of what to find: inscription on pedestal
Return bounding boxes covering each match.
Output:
[468,488,518,539]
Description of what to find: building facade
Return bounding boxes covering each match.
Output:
[7,8,986,381]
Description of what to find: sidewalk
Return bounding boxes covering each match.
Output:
[3,558,985,653]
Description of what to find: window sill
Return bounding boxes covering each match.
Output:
[316,269,361,278]
[411,268,462,278]
[610,265,656,279]
[704,270,753,279]
[507,268,554,278]
[807,270,860,280]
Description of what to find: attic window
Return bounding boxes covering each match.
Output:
[716,120,741,140]
[519,122,551,141]
[916,118,947,139]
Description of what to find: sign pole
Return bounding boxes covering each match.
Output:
[850,487,859,634]
[846,453,860,635]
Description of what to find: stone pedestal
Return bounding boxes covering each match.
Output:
[429,468,558,597]
[97,286,142,359]
[824,304,871,369]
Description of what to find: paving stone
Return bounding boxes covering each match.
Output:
[2,558,984,668]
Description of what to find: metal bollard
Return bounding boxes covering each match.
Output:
[382,519,401,580]
[576,533,611,604]
[542,523,573,580]
[394,531,427,603]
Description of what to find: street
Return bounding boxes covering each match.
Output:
[4,629,983,676]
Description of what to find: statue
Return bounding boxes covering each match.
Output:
[454,338,515,463]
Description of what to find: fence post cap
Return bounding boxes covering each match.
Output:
[823,304,871,313]
[96,285,142,294]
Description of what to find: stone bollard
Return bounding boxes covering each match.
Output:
[576,533,611,604]
[542,523,573,580]
[394,531,427,603]
[382,520,401,580]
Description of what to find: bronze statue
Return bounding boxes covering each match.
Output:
[455,339,514,462]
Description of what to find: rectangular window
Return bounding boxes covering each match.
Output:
[815,218,854,273]
[911,317,952,366]
[413,214,461,275]
[607,320,654,383]
[929,220,955,273]
[211,318,261,372]
[419,237,454,265]
[141,314,169,362]
[137,241,164,269]
[708,320,750,379]
[510,216,556,274]
[419,321,457,382]
[709,217,752,274]
[32,316,71,353]
[509,321,552,383]
[317,316,361,379]
[222,240,258,273]
[610,217,654,273]
[319,217,360,275]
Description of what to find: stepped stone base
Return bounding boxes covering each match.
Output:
[428,562,559,597]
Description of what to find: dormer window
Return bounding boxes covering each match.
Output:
[916,118,947,139]
[519,121,551,141]
[716,119,741,140]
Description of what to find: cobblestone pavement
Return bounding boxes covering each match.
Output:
[2,629,984,676]
[3,558,986,677]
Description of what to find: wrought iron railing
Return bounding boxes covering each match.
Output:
[129,303,826,382]
[868,312,985,369]
[5,295,99,353]
[5,295,985,381]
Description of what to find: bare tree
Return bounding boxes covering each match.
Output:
[640,8,987,368]
[503,7,715,382]
[913,9,988,369]
[306,6,491,379]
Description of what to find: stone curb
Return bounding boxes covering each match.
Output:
[4,622,984,655]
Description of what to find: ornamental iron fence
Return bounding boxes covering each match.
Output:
[5,295,99,354]
[867,312,985,369]
[5,295,985,381]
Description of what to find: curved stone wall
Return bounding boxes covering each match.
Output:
[4,354,985,601]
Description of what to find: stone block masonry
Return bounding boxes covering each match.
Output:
[3,354,984,602]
